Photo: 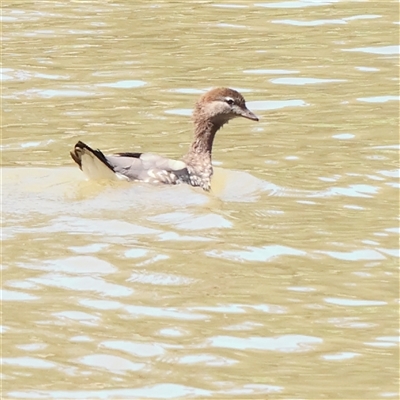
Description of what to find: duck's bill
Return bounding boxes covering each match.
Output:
[239,108,259,121]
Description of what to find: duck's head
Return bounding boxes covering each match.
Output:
[194,87,259,127]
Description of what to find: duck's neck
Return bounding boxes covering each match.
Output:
[182,116,224,190]
[186,118,220,157]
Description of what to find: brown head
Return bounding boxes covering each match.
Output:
[193,87,259,127]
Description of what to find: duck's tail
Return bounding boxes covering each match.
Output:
[70,141,121,181]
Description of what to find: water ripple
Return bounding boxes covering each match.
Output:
[125,305,207,321]
[8,384,212,399]
[100,340,165,357]
[53,311,101,326]
[148,212,232,230]
[207,245,307,262]
[271,77,346,85]
[357,95,400,103]
[318,249,386,261]
[190,303,287,314]
[30,273,133,297]
[18,256,117,274]
[344,45,400,55]
[208,334,323,352]
[325,298,387,306]
[127,272,195,286]
[322,352,360,361]
[272,19,346,26]
[244,68,299,74]
[178,354,238,366]
[248,99,307,110]
[97,80,146,89]
[2,357,56,369]
[255,1,338,9]
[2,289,39,301]
[76,354,144,372]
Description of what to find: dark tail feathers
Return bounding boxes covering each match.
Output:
[70,141,114,172]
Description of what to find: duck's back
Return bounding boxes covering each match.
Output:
[108,152,191,184]
[71,141,191,185]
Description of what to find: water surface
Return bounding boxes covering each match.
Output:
[2,1,399,399]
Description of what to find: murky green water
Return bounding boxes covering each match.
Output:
[2,1,399,399]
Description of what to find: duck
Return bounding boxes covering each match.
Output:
[70,87,258,191]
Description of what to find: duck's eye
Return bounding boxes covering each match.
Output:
[225,97,235,106]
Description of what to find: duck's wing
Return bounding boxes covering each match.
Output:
[70,141,191,184]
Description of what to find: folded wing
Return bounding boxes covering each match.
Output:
[70,141,191,185]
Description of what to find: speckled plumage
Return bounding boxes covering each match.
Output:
[70,87,258,191]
